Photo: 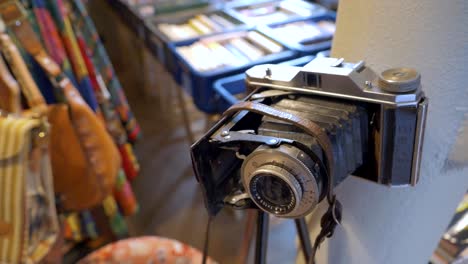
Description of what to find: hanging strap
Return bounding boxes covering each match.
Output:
[0,48,20,113]
[0,1,63,77]
[221,101,342,263]
[0,2,47,110]
[0,14,20,114]
[308,197,342,264]
[0,1,88,110]
[0,33,47,111]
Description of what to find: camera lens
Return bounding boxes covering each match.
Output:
[242,144,323,218]
[255,175,293,206]
[250,173,296,215]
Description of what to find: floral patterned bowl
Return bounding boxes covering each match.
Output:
[78,236,217,264]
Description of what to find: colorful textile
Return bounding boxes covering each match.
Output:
[64,213,83,242]
[78,237,218,264]
[30,0,139,173]
[119,143,140,181]
[113,170,139,215]
[31,0,69,69]
[102,196,129,238]
[69,0,140,180]
[25,51,58,104]
[80,210,98,240]
[77,35,127,144]
[75,28,141,180]
[44,0,99,111]
[63,195,129,242]
[75,25,140,211]
[7,0,141,246]
[30,0,82,90]
[68,0,141,142]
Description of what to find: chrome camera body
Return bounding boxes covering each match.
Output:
[191,57,428,218]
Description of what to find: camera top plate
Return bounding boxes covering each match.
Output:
[245,57,425,107]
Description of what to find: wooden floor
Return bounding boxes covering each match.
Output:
[88,2,299,263]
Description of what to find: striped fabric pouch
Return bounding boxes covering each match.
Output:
[0,115,59,264]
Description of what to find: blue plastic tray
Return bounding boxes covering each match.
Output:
[130,0,210,19]
[258,13,336,56]
[169,29,298,113]
[225,0,328,26]
[212,55,315,112]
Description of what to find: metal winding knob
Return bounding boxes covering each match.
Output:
[378,67,421,93]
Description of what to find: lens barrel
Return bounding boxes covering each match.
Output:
[241,144,323,218]
[249,167,301,215]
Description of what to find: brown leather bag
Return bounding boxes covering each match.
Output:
[0,23,120,210]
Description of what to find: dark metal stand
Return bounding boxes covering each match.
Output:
[255,211,269,264]
[295,218,313,262]
[238,210,256,264]
[252,211,312,264]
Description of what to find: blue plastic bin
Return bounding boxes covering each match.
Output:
[169,29,298,113]
[225,0,328,26]
[212,55,315,112]
[316,49,331,57]
[109,0,212,41]
[144,9,249,69]
[258,13,336,56]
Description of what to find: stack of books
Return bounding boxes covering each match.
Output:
[123,0,208,17]
[158,13,240,41]
[123,0,153,6]
[233,0,323,24]
[176,31,283,72]
[270,19,335,45]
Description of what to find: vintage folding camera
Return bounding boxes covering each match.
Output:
[191,57,428,218]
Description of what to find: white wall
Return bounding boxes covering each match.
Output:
[301,0,468,263]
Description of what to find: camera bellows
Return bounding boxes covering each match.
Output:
[258,96,368,186]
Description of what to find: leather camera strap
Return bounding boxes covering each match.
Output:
[222,101,342,264]
[222,101,335,194]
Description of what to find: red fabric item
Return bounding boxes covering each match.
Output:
[77,37,100,92]
[113,179,138,216]
[119,144,139,181]
[33,7,68,65]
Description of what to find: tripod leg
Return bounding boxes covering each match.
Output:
[238,210,256,264]
[295,217,312,263]
[255,211,269,264]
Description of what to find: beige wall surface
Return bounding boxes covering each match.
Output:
[301,0,468,263]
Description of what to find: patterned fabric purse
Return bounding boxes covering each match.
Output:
[0,114,59,264]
